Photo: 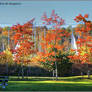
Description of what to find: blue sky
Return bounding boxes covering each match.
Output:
[0,1,92,27]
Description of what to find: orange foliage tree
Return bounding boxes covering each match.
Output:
[11,19,35,78]
[33,10,70,79]
[68,14,92,78]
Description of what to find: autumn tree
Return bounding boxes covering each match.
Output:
[33,10,70,79]
[11,19,35,79]
[68,14,92,78]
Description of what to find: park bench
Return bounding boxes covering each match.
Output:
[0,76,8,88]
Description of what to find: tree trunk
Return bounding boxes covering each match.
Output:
[87,70,90,79]
[26,66,30,79]
[81,71,83,79]
[52,70,55,80]
[18,72,20,79]
[55,62,58,80]
[26,70,28,79]
[6,61,8,76]
[21,64,24,79]
[18,68,21,79]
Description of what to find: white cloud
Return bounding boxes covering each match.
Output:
[0,24,12,28]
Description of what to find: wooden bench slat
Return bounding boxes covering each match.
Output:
[0,80,8,82]
[0,76,8,78]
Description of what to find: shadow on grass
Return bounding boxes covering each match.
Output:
[8,76,92,82]
[9,77,53,81]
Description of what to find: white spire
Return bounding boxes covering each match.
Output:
[13,42,20,60]
[15,42,20,50]
[70,26,78,55]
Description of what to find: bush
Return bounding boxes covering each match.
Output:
[57,53,73,77]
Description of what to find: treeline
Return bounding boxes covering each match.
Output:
[0,10,92,79]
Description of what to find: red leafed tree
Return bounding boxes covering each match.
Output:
[69,14,92,78]
[11,19,35,79]
[34,10,70,80]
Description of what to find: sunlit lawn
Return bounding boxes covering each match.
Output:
[1,75,92,91]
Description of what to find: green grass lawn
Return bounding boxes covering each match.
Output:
[1,75,92,91]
